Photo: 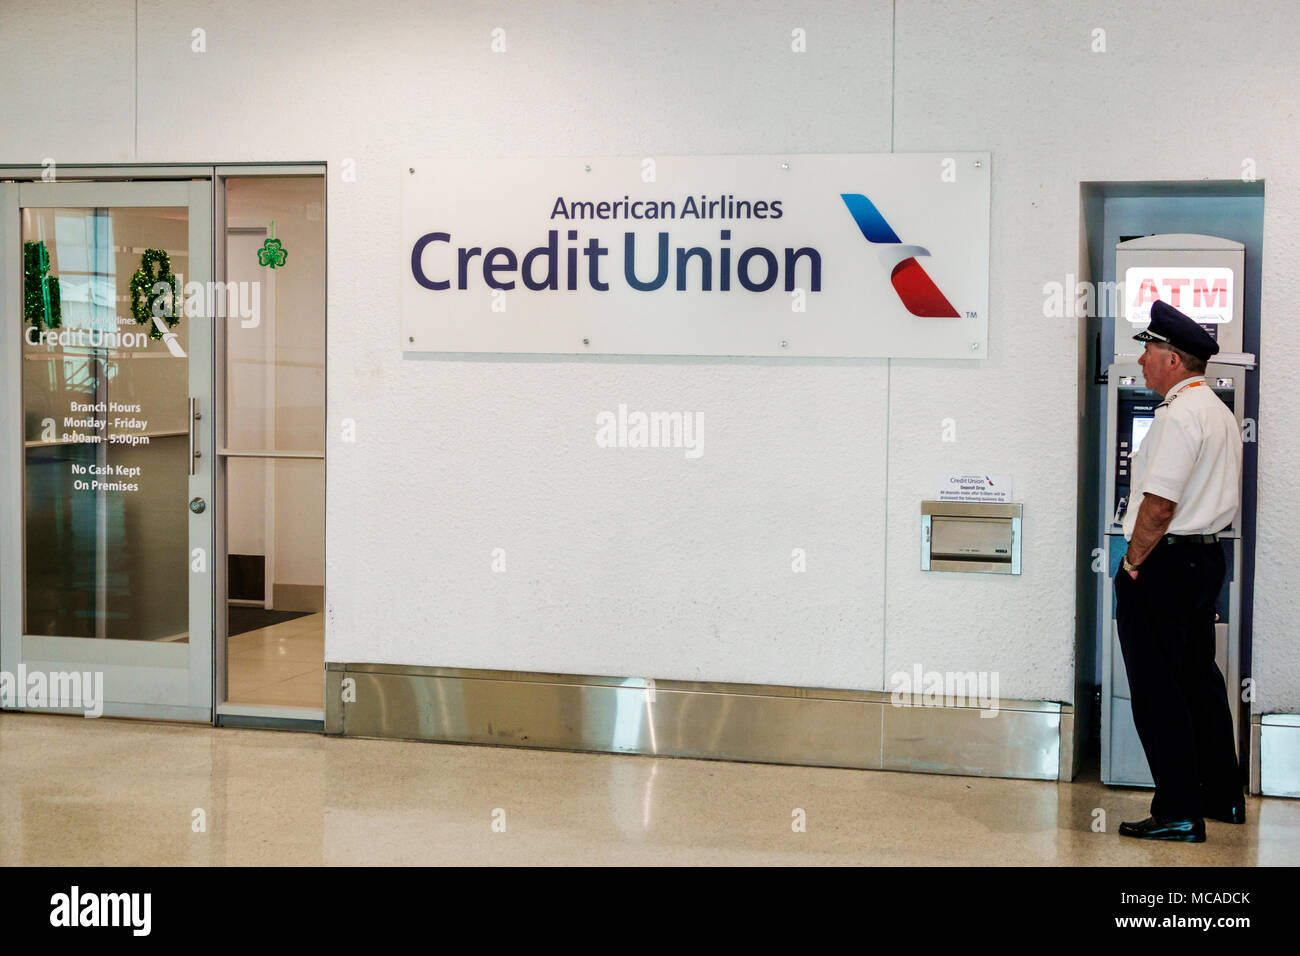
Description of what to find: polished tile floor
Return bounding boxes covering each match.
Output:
[225,612,323,709]
[0,712,1294,865]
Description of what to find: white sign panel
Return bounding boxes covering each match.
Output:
[1123,266,1234,325]
[400,153,990,358]
[934,473,1013,504]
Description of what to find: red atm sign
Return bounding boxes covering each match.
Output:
[1124,266,1233,325]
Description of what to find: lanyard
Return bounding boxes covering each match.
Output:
[1157,378,1205,410]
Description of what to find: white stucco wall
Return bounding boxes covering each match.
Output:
[2,0,1297,710]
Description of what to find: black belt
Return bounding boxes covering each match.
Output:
[1161,532,1220,546]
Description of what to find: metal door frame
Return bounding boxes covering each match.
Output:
[212,164,327,724]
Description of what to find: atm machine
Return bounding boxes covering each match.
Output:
[1101,234,1252,787]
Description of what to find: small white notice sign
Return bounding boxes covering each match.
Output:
[934,473,1013,503]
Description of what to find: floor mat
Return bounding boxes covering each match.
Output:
[227,605,312,638]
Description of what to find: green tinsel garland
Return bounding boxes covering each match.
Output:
[129,248,180,340]
[23,240,61,330]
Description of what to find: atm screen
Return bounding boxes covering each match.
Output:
[1131,416,1154,455]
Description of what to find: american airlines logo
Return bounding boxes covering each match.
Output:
[840,193,960,318]
[1124,266,1234,324]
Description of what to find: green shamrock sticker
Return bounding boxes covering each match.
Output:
[258,220,288,268]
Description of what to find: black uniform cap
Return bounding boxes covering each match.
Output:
[1133,299,1220,361]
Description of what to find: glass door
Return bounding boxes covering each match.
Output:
[1,180,213,720]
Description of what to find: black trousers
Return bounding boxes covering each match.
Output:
[1115,540,1242,819]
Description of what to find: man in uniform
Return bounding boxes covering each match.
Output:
[1116,299,1245,843]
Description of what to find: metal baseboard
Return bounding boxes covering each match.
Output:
[325,663,1067,781]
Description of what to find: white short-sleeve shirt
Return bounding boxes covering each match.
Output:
[1123,375,1242,540]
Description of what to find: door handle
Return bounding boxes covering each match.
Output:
[188,397,202,476]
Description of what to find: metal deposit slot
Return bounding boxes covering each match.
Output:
[921,501,1022,575]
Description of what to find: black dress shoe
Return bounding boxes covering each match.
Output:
[1204,803,1246,824]
[1119,816,1206,842]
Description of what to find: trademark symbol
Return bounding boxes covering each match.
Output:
[965,311,978,318]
